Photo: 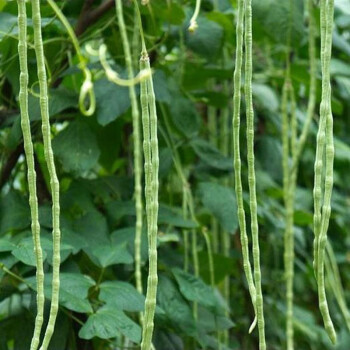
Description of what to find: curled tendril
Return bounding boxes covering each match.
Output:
[79,68,96,117]
[47,0,96,116]
[98,45,151,87]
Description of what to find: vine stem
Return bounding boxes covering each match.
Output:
[115,0,143,311]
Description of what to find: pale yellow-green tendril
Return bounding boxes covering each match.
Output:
[189,0,201,32]
[99,45,151,87]
[47,0,95,116]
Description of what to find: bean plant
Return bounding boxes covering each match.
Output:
[0,1,349,350]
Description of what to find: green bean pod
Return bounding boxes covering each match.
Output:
[17,2,45,350]
[244,0,266,348]
[31,1,61,349]
[313,0,336,343]
[232,0,257,326]
[139,53,159,350]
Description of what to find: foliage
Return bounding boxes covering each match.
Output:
[0,0,349,349]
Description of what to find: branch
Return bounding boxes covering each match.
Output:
[75,0,114,37]
[0,144,24,189]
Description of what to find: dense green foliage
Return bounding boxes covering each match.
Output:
[0,0,349,349]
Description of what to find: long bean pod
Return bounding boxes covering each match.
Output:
[244,0,266,348]
[31,1,61,348]
[17,2,45,349]
[232,0,257,329]
[314,0,336,343]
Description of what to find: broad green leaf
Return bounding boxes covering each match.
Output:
[169,96,201,137]
[99,281,145,312]
[198,251,235,284]
[153,70,172,104]
[256,136,283,182]
[330,59,350,77]
[27,88,78,121]
[106,200,135,222]
[0,191,30,235]
[335,137,350,163]
[150,2,185,25]
[111,227,148,262]
[197,306,234,332]
[191,139,232,170]
[159,147,174,178]
[26,273,95,313]
[252,83,279,112]
[0,13,18,40]
[79,306,141,343]
[0,238,15,252]
[95,78,130,126]
[184,15,224,59]
[11,236,48,266]
[52,120,100,175]
[252,0,305,46]
[73,209,110,248]
[91,243,133,267]
[154,331,184,350]
[157,275,196,336]
[172,268,218,309]
[198,182,238,233]
[158,205,198,229]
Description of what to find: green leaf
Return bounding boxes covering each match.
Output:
[256,136,283,182]
[252,0,305,46]
[252,83,279,112]
[79,306,141,343]
[99,281,145,312]
[334,137,350,162]
[153,70,172,104]
[0,191,30,234]
[73,209,110,249]
[294,210,313,226]
[150,2,185,25]
[197,306,234,332]
[91,243,133,267]
[157,275,196,336]
[28,88,78,122]
[26,273,95,313]
[198,251,235,284]
[169,96,201,137]
[198,182,238,233]
[11,236,48,266]
[172,268,218,309]
[0,13,18,40]
[158,205,198,229]
[106,200,135,222]
[52,120,100,175]
[191,139,233,170]
[0,238,15,252]
[184,15,224,59]
[159,147,174,178]
[111,226,148,262]
[95,78,130,126]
